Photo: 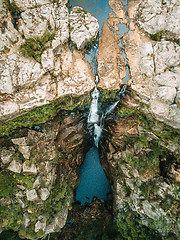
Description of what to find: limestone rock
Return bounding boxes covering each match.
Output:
[14,0,51,11]
[23,162,37,174]
[8,160,22,173]
[150,100,169,117]
[57,47,95,96]
[35,220,46,233]
[33,176,41,189]
[154,41,180,74]
[139,42,154,77]
[51,4,69,48]
[137,0,180,38]
[0,101,19,117]
[45,206,68,234]
[97,22,125,90]
[70,7,99,49]
[26,189,39,201]
[19,6,52,38]
[23,213,30,228]
[0,14,19,51]
[154,67,180,88]
[12,137,27,146]
[0,0,7,21]
[41,48,54,71]
[1,147,15,164]
[18,146,30,159]
[38,188,50,201]
[157,86,176,104]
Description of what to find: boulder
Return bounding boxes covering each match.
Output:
[12,137,27,146]
[0,147,15,164]
[139,42,154,77]
[35,220,46,233]
[137,0,180,38]
[26,189,39,201]
[19,146,31,159]
[23,213,30,228]
[154,67,180,87]
[38,188,50,201]
[45,206,68,234]
[8,160,22,173]
[70,7,99,49]
[23,162,37,174]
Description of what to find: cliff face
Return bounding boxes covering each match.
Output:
[102,103,180,239]
[0,112,87,239]
[0,0,99,120]
[0,0,180,239]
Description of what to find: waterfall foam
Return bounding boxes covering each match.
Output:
[88,76,127,147]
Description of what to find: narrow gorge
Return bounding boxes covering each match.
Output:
[0,0,179,240]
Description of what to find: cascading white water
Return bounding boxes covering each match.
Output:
[87,76,127,148]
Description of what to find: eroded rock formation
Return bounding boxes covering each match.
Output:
[0,112,87,239]
[0,0,98,120]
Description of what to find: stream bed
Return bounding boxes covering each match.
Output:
[70,0,130,205]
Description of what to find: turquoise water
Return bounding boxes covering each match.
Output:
[71,0,129,205]
[76,146,111,205]
[70,0,112,32]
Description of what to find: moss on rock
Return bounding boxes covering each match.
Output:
[0,93,91,137]
[19,31,55,63]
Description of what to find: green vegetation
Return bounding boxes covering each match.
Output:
[12,174,35,190]
[151,31,180,46]
[5,0,20,14]
[0,45,10,54]
[19,31,55,63]
[0,173,18,197]
[0,93,91,137]
[116,210,162,240]
[74,220,121,240]
[139,180,159,199]
[86,37,96,50]
[0,230,25,240]
[99,88,119,102]
[115,105,180,172]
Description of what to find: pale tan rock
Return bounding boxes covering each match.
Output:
[12,137,27,146]
[45,206,68,234]
[38,188,50,201]
[26,189,39,201]
[35,220,46,233]
[70,7,99,49]
[23,162,37,174]
[8,160,22,173]
[1,147,15,165]
[97,22,125,90]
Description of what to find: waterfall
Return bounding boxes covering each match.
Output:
[88,76,127,148]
